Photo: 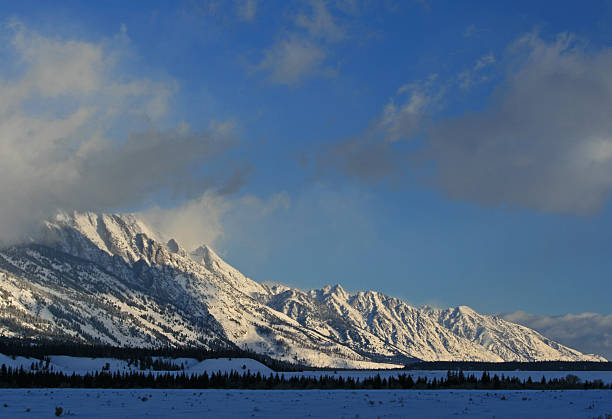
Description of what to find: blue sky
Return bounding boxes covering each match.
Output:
[2,0,612,317]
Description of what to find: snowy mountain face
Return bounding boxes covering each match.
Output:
[0,212,606,366]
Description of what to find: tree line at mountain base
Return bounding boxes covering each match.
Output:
[0,338,309,372]
[405,361,612,371]
[1,337,610,373]
[0,367,610,390]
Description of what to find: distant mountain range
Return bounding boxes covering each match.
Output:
[0,212,605,367]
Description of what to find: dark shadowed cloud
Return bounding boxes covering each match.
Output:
[316,32,612,215]
[314,74,440,181]
[317,138,404,182]
[430,33,612,214]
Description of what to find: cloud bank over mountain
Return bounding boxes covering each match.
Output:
[503,311,612,360]
[0,21,239,245]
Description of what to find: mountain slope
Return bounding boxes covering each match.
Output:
[0,212,606,366]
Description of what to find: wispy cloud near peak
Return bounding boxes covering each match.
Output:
[0,21,239,244]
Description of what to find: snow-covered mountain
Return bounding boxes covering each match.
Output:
[0,212,606,366]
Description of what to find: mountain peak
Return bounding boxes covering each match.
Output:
[41,211,162,264]
[456,305,476,315]
[165,238,191,259]
[166,238,180,253]
[166,238,190,254]
[48,211,160,243]
[190,244,218,264]
[330,284,348,298]
[262,281,292,295]
[317,284,349,301]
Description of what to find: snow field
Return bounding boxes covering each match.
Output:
[0,389,610,418]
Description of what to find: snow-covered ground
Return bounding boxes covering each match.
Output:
[0,355,274,376]
[2,355,611,417]
[0,389,610,418]
[184,358,274,375]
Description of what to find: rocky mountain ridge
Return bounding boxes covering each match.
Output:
[0,212,606,367]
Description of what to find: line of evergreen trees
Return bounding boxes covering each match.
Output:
[405,360,612,371]
[0,338,307,372]
[0,366,610,390]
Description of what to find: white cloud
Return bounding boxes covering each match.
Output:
[503,311,612,360]
[140,191,291,251]
[380,80,436,142]
[140,193,229,251]
[474,53,495,70]
[256,37,326,85]
[458,53,495,90]
[255,0,346,85]
[0,22,234,244]
[209,119,239,136]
